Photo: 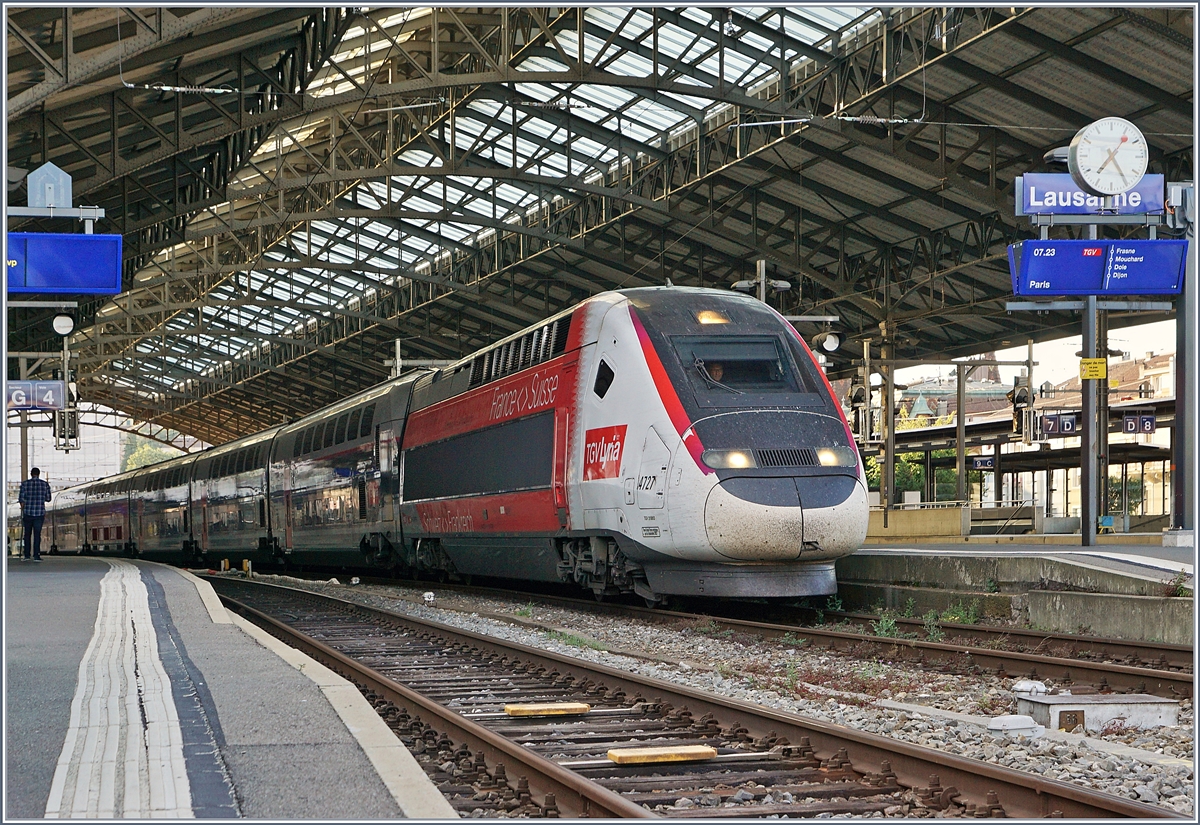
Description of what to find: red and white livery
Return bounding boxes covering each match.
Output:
[45,287,868,602]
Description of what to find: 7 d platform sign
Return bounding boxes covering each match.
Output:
[1008,239,1187,296]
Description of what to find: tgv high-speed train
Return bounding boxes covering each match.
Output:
[44,287,868,602]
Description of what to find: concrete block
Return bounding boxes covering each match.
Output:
[839,552,1179,598]
[1044,516,1080,534]
[1017,693,1179,733]
[1027,590,1193,645]
[834,581,1013,619]
[1162,530,1194,547]
[867,506,969,538]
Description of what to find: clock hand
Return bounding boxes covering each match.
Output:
[1110,155,1127,184]
[1096,146,1120,174]
[1095,135,1129,176]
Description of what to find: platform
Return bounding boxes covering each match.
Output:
[5,556,455,819]
[837,540,1195,645]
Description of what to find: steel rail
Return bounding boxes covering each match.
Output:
[338,577,1194,699]
[216,579,1182,819]
[220,594,653,819]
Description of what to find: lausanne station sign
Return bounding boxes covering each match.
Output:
[1008,172,1185,297]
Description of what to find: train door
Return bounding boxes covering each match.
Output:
[377,424,395,522]
[636,428,671,510]
[283,491,293,549]
[553,408,570,525]
[200,491,209,552]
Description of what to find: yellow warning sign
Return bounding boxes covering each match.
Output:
[1079,358,1107,380]
[1109,377,1119,389]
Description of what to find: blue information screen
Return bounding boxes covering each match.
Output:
[1009,239,1187,296]
[6,233,123,294]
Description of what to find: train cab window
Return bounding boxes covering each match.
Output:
[672,335,820,400]
[334,413,349,444]
[347,409,361,441]
[593,360,615,399]
[359,405,375,438]
[323,420,336,449]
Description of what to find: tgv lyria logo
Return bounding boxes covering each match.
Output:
[583,425,627,480]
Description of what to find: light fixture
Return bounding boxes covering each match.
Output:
[702,449,758,470]
[811,331,840,353]
[696,310,730,325]
[52,313,75,336]
[730,280,756,293]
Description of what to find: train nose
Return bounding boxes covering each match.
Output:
[703,475,866,561]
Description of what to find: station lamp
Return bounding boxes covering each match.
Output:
[811,330,840,353]
[52,313,75,336]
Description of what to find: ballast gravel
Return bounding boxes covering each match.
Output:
[236,574,1194,816]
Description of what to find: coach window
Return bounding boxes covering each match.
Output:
[593,359,615,399]
[303,427,315,454]
[359,405,375,438]
[334,413,349,444]
[323,420,336,449]
[346,409,361,441]
[312,423,325,451]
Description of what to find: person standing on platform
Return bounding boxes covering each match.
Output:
[18,468,52,562]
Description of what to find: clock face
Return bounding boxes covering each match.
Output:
[1068,117,1149,197]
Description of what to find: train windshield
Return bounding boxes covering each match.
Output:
[672,335,822,404]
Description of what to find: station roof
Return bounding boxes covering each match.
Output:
[6,6,1193,446]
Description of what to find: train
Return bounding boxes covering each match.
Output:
[38,287,869,602]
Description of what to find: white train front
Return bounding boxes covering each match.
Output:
[556,287,868,600]
[44,286,868,603]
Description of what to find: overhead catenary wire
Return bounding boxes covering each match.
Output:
[115,9,244,95]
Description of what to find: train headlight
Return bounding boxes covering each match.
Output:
[816,446,858,467]
[702,449,758,469]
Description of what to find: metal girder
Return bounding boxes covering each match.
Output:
[8,6,1192,444]
[7,8,300,117]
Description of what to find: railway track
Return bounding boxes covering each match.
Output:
[285,575,1193,701]
[208,576,1180,819]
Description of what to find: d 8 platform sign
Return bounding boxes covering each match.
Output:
[1008,239,1187,296]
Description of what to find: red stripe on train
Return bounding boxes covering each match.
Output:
[628,307,708,473]
[404,489,560,534]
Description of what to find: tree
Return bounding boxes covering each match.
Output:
[124,442,179,471]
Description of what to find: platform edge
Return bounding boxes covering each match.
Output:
[225,609,459,818]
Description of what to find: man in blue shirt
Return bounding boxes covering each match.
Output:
[18,468,52,561]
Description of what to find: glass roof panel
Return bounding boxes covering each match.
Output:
[122,6,882,385]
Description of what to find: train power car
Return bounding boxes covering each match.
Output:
[45,286,868,602]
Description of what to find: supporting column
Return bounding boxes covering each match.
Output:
[956,364,967,503]
[882,336,895,519]
[1082,294,1099,546]
[1098,309,1109,517]
[1172,186,1195,532]
[19,357,30,485]
[994,442,1002,505]
[924,450,934,503]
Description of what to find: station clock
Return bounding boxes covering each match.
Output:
[1067,117,1149,197]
